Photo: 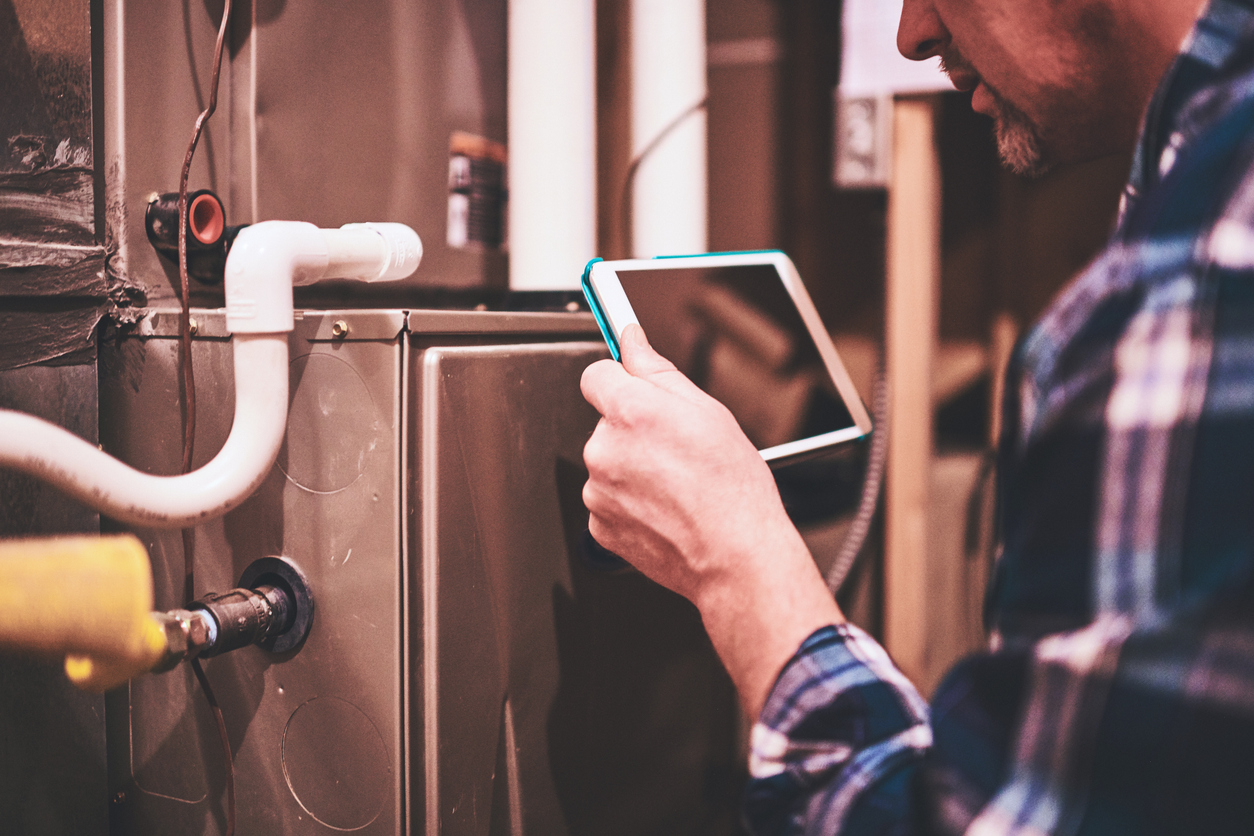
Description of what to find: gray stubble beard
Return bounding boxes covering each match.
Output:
[988,89,1050,177]
[940,50,1051,177]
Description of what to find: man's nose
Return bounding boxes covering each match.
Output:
[897,0,948,61]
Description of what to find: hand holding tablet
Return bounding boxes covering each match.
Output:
[582,251,871,464]
[578,266,848,716]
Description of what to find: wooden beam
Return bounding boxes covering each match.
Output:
[883,96,940,686]
[989,312,1019,448]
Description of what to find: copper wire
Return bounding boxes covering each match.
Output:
[176,2,236,834]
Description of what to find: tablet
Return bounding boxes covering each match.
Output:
[582,251,871,463]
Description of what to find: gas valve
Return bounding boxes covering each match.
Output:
[0,537,314,691]
[152,556,315,672]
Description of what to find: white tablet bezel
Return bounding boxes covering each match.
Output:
[583,251,872,463]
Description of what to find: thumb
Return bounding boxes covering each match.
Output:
[619,323,677,377]
[619,324,703,397]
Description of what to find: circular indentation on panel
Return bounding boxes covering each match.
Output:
[279,353,378,493]
[281,697,389,831]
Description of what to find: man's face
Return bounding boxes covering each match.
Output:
[899,0,1142,176]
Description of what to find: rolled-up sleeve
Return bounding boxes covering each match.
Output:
[745,624,932,836]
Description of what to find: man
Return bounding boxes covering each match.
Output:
[581,0,1254,833]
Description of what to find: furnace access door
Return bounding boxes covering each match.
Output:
[102,308,742,835]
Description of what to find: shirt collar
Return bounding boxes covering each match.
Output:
[1121,0,1254,226]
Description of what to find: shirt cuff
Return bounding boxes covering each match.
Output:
[745,623,931,834]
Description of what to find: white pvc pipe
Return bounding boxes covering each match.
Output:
[225,221,422,334]
[632,0,707,257]
[0,336,286,528]
[0,221,421,529]
[508,0,597,290]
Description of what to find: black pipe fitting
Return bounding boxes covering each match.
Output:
[238,557,314,653]
[182,556,314,661]
[144,189,247,284]
[193,587,282,658]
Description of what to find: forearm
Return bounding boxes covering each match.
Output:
[580,326,848,718]
[692,525,845,718]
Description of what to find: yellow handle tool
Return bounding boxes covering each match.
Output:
[0,534,167,691]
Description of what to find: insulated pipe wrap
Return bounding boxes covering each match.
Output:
[0,535,154,658]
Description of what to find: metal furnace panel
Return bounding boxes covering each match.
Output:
[101,309,406,836]
[253,0,508,288]
[99,308,742,835]
[412,341,744,835]
[106,0,509,304]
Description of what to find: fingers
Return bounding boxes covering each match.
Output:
[582,329,731,431]
[582,438,626,553]
[580,340,678,421]
[581,358,635,418]
[618,324,706,400]
[581,417,612,482]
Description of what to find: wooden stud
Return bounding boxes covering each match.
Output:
[884,96,941,687]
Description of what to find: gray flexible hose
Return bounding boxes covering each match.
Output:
[826,368,889,595]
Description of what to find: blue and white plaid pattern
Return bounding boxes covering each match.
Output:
[746,2,1254,833]
[747,625,931,835]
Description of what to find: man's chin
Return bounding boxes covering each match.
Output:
[995,118,1052,178]
[982,88,1053,177]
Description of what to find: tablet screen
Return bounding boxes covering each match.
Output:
[615,263,857,452]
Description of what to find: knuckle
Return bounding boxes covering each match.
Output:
[587,513,609,545]
[613,397,641,427]
[583,431,608,473]
[582,480,600,513]
[579,361,601,392]
[615,393,657,429]
[579,363,609,408]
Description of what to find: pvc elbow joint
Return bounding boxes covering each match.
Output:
[225,221,328,334]
[225,221,422,333]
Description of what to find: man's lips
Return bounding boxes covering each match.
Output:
[948,71,980,94]
[971,83,995,117]
[947,69,995,117]
[941,54,996,117]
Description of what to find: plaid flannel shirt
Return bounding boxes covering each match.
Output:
[746,2,1254,834]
